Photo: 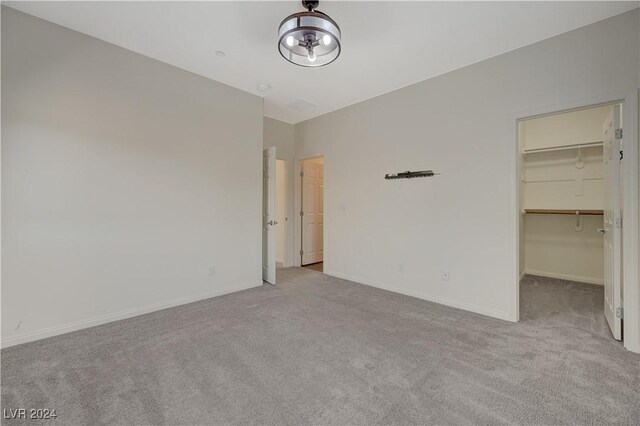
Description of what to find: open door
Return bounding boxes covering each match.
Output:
[603,105,622,340]
[262,147,277,285]
[301,158,324,265]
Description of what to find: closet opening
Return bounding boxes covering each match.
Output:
[262,150,291,285]
[517,103,624,341]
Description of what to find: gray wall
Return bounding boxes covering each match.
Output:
[295,10,639,322]
[2,7,264,347]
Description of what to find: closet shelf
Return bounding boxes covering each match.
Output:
[522,141,603,155]
[523,209,603,216]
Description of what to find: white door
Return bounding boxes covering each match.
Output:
[301,158,324,265]
[262,147,277,285]
[602,105,622,340]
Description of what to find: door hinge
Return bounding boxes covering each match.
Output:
[300,171,304,177]
[616,217,622,229]
[300,210,304,216]
[299,250,304,256]
[616,307,623,319]
[615,128,623,139]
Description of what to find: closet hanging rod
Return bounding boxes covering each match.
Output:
[523,209,603,216]
[522,141,603,155]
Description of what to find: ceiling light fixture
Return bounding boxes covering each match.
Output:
[278,0,341,67]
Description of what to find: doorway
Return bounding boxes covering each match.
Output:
[263,148,290,285]
[276,159,287,268]
[301,157,324,271]
[517,103,623,340]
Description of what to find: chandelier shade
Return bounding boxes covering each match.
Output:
[278,2,341,67]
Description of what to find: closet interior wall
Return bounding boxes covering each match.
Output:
[521,105,612,285]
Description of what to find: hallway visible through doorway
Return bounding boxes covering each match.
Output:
[303,262,323,272]
[301,157,324,266]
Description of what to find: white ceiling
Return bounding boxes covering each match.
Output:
[5,1,638,123]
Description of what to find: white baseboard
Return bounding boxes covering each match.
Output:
[524,269,604,285]
[324,269,514,322]
[1,281,262,349]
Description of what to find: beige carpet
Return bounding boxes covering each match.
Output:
[2,269,639,425]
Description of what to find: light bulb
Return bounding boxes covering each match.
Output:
[307,49,316,62]
[286,36,295,47]
[322,34,332,45]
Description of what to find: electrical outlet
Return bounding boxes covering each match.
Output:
[208,266,216,276]
[442,270,449,281]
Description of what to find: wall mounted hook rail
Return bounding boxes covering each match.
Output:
[385,170,439,180]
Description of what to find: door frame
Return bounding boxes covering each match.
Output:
[262,146,277,285]
[275,157,288,268]
[509,90,639,353]
[294,155,325,268]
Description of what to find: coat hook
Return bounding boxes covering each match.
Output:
[574,210,583,232]
[576,145,584,169]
